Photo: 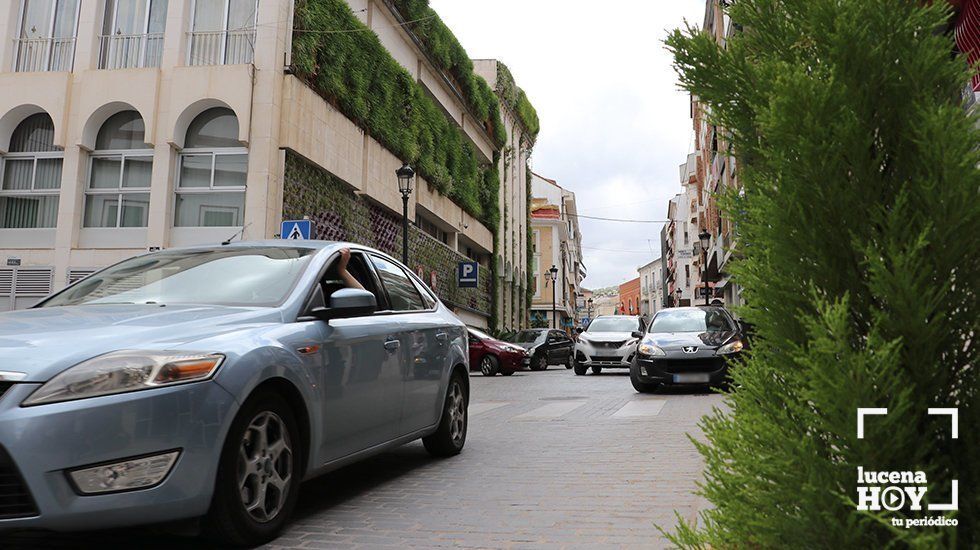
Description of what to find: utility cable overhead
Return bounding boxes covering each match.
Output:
[568,213,669,223]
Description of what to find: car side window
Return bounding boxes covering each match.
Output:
[314,251,384,312]
[370,255,426,312]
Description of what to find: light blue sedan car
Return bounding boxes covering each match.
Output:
[0,241,470,545]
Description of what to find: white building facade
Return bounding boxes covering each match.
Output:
[0,1,524,323]
[637,257,662,317]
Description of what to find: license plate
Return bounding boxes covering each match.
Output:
[673,373,710,384]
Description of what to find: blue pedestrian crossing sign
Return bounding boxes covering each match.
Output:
[457,261,479,288]
[281,219,312,240]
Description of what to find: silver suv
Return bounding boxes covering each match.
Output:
[573,315,645,375]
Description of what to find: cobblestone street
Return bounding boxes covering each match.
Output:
[6,369,723,549]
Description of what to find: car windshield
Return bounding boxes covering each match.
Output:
[587,317,642,333]
[41,247,316,308]
[649,309,733,333]
[512,330,545,343]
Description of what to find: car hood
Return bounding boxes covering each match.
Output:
[0,304,283,382]
[579,331,635,342]
[512,341,540,350]
[645,330,737,350]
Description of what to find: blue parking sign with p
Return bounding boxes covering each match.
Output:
[281,220,312,240]
[457,261,478,288]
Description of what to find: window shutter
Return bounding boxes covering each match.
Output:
[0,269,12,297]
[14,268,53,296]
[67,268,97,285]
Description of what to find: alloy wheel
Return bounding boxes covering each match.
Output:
[480,356,495,375]
[447,382,466,443]
[237,411,293,523]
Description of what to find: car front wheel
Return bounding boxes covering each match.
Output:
[206,390,301,546]
[573,362,588,376]
[630,366,660,394]
[479,355,499,376]
[530,355,547,371]
[423,371,468,457]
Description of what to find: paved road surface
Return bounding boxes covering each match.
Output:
[4,368,723,549]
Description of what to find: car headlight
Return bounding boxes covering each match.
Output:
[637,344,666,357]
[23,351,224,406]
[717,340,744,355]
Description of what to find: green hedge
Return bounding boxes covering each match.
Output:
[292,0,498,229]
[496,62,540,139]
[388,0,507,146]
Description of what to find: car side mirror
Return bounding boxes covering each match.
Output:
[631,331,643,339]
[575,327,584,334]
[310,288,376,322]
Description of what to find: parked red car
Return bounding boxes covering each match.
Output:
[468,328,530,376]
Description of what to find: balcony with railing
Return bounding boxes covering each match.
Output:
[12,37,76,72]
[99,33,164,69]
[187,29,256,66]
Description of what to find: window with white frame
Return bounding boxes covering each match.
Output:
[84,111,152,228]
[175,108,247,228]
[0,114,62,229]
[100,0,168,69]
[187,0,258,66]
[532,229,541,297]
[14,0,80,72]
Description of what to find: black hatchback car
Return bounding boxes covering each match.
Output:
[630,306,745,393]
[509,329,575,371]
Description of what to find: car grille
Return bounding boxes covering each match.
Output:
[0,447,38,519]
[649,358,724,374]
[593,341,625,349]
[590,355,625,363]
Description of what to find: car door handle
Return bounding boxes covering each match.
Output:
[436,332,448,343]
[384,340,400,352]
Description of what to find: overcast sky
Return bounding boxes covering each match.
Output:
[429,0,705,289]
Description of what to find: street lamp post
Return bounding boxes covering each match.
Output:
[698,230,711,306]
[549,265,559,329]
[396,163,415,265]
[675,288,682,307]
[587,297,594,323]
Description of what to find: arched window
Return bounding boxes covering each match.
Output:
[175,108,247,227]
[84,111,152,228]
[0,113,62,228]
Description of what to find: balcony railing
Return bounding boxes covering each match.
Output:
[99,33,164,70]
[13,37,76,72]
[187,29,255,66]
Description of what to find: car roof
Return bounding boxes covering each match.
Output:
[593,315,640,319]
[144,240,386,256]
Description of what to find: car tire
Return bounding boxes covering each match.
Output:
[423,371,468,457]
[564,353,573,369]
[479,355,499,377]
[501,370,515,376]
[573,362,588,376]
[206,390,302,547]
[530,355,547,371]
[591,366,603,375]
[630,370,660,394]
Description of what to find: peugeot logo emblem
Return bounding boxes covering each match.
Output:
[682,346,698,354]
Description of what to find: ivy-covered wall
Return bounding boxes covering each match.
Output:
[495,62,541,140]
[283,152,492,316]
[291,0,500,230]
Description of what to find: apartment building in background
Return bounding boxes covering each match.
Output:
[637,257,662,316]
[473,59,534,332]
[0,0,537,328]
[529,172,585,332]
[616,277,640,315]
[662,165,699,307]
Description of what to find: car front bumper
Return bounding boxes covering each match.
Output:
[633,354,730,385]
[0,380,238,532]
[574,342,636,368]
[500,352,530,372]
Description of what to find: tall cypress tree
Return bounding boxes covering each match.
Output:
[665,0,979,547]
